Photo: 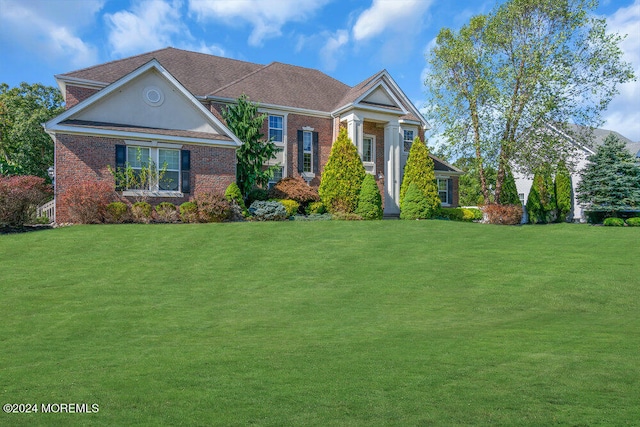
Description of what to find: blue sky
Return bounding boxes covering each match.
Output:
[1,0,638,141]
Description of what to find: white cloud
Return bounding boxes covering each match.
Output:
[319,29,349,71]
[188,0,331,46]
[0,0,102,68]
[601,0,640,141]
[352,0,433,42]
[105,0,187,57]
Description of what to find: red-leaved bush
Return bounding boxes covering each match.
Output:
[268,177,320,205]
[0,175,53,226]
[194,193,231,222]
[59,180,116,224]
[483,204,523,225]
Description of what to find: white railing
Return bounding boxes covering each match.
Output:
[37,199,55,223]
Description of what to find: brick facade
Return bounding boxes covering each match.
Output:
[54,133,236,222]
[65,86,100,109]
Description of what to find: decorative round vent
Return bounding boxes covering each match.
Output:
[143,86,164,106]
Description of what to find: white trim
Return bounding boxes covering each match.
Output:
[122,190,183,198]
[124,139,182,149]
[362,134,376,175]
[217,97,332,118]
[46,59,242,146]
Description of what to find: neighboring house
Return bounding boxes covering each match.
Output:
[45,47,461,222]
[514,124,638,222]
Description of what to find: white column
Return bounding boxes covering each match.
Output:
[345,113,363,155]
[384,120,400,215]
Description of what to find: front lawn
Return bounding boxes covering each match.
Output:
[1,222,638,425]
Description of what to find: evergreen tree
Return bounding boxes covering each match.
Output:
[499,165,520,205]
[554,160,572,222]
[577,134,640,214]
[400,183,432,220]
[356,174,383,220]
[318,128,366,213]
[526,165,555,224]
[399,136,440,217]
[222,94,281,197]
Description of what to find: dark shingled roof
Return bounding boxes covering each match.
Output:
[60,119,233,141]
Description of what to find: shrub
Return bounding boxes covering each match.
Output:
[400,183,433,220]
[555,161,572,222]
[225,182,247,215]
[155,202,179,223]
[195,193,231,223]
[527,166,556,224]
[439,207,464,221]
[105,201,129,223]
[179,202,199,223]
[399,137,440,216]
[463,207,483,221]
[277,199,300,217]
[331,212,363,221]
[306,201,326,215]
[269,177,320,206]
[356,174,383,220]
[603,217,625,227]
[318,128,366,213]
[249,200,289,221]
[292,213,332,221]
[626,217,640,226]
[483,204,523,225]
[0,175,52,227]
[132,202,153,223]
[59,180,114,224]
[500,166,521,205]
[246,187,269,206]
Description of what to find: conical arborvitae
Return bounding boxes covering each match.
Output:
[318,128,366,213]
[399,137,440,218]
[400,183,432,219]
[356,173,383,220]
[526,165,556,223]
[500,165,521,205]
[554,161,572,222]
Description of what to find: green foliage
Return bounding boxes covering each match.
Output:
[105,202,129,224]
[225,182,247,216]
[132,202,153,223]
[465,207,484,221]
[454,157,496,205]
[331,212,363,221]
[577,134,640,214]
[626,217,640,227]
[399,137,440,215]
[355,174,382,220]
[277,199,300,217]
[499,166,520,205]
[222,94,281,197]
[291,213,332,221]
[318,128,366,213]
[155,202,179,223]
[246,187,269,206]
[400,183,434,220]
[248,200,289,221]
[426,0,634,203]
[526,166,556,224]
[554,161,572,222]
[0,83,64,178]
[438,207,464,221]
[108,148,169,202]
[179,202,198,223]
[603,217,625,227]
[306,201,326,215]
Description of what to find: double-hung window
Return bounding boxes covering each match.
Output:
[269,115,283,143]
[403,130,414,153]
[363,137,373,163]
[437,178,449,205]
[303,131,313,173]
[158,149,180,191]
[126,146,181,192]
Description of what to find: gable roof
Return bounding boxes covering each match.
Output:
[56,47,428,127]
[47,59,241,147]
[549,123,637,156]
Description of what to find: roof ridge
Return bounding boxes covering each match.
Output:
[208,62,275,97]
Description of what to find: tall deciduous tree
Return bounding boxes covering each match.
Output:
[0,83,64,178]
[576,134,640,214]
[318,128,366,213]
[426,0,634,204]
[222,94,281,197]
[554,160,573,221]
[399,136,440,217]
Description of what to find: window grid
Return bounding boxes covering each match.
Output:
[437,178,449,204]
[403,130,414,152]
[363,137,373,163]
[269,115,283,143]
[303,131,312,173]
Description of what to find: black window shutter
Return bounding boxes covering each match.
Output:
[312,132,319,174]
[181,150,191,193]
[447,178,453,205]
[297,130,304,173]
[115,145,126,190]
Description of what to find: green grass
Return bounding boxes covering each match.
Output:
[1,221,639,426]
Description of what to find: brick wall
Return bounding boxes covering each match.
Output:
[54,133,236,222]
[285,114,333,187]
[65,86,100,109]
